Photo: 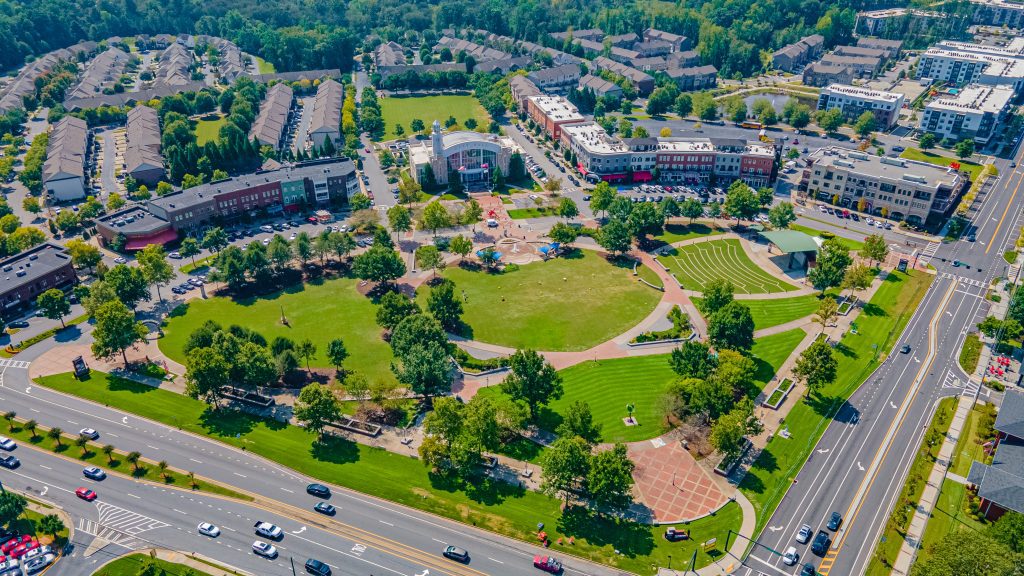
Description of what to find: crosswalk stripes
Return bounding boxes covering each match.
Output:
[917,242,940,267]
[77,502,170,550]
[939,273,988,288]
[0,358,30,369]
[941,369,981,397]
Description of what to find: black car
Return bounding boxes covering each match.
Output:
[0,528,15,546]
[811,530,831,556]
[306,483,331,498]
[0,454,19,469]
[304,558,331,576]
[827,512,842,531]
[800,563,818,576]
[313,502,336,516]
[583,195,591,201]
[8,321,29,329]
[900,344,911,354]
[442,546,470,563]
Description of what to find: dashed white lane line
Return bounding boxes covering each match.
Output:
[488,557,504,564]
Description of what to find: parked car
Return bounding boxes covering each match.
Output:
[9,540,39,559]
[168,252,182,259]
[1,536,31,555]
[83,466,106,480]
[7,321,29,329]
[442,546,470,563]
[305,558,331,575]
[800,563,818,575]
[75,487,97,501]
[783,546,799,566]
[24,553,55,574]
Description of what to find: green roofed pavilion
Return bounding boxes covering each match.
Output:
[759,230,820,270]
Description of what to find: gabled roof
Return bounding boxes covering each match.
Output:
[250,83,294,149]
[968,435,1024,515]
[43,116,88,182]
[125,105,163,174]
[308,79,343,136]
[995,389,1024,439]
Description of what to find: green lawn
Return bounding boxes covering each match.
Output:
[160,275,396,382]
[636,262,664,290]
[693,295,820,330]
[252,56,276,74]
[36,370,738,575]
[379,95,491,141]
[94,554,216,576]
[900,147,983,181]
[958,333,983,375]
[740,270,934,537]
[866,397,958,576]
[789,224,866,252]
[417,251,662,351]
[478,329,803,443]
[653,222,723,244]
[950,403,996,477]
[915,479,989,565]
[657,238,798,294]
[194,116,226,146]
[507,206,557,219]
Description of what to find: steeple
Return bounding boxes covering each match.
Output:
[431,119,443,156]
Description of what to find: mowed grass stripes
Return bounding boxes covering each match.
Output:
[657,238,798,294]
[693,294,821,330]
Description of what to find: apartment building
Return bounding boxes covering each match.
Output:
[250,83,294,151]
[917,47,1024,93]
[43,116,90,202]
[525,95,586,140]
[802,62,856,87]
[666,65,718,91]
[643,28,687,52]
[801,147,966,223]
[771,34,825,72]
[527,64,582,92]
[308,79,343,149]
[920,83,1015,144]
[856,37,904,60]
[819,53,882,78]
[509,75,542,110]
[817,84,905,128]
[560,123,632,182]
[0,243,77,312]
[578,74,624,100]
[124,106,164,186]
[592,56,655,95]
[971,0,1024,27]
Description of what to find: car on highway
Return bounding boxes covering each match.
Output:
[967,233,976,242]
[1012,161,1018,168]
[783,546,799,565]
[305,558,332,575]
[0,536,31,554]
[75,487,97,501]
[306,483,331,498]
[442,546,470,563]
[533,555,562,573]
[252,541,278,558]
[0,436,15,451]
[800,563,817,575]
[254,521,283,540]
[79,427,99,440]
[827,512,842,531]
[313,502,336,516]
[900,344,912,354]
[811,530,831,556]
[198,523,221,537]
[796,523,812,544]
[24,553,55,574]
[83,466,106,480]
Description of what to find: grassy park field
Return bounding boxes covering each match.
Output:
[194,116,226,146]
[379,95,490,140]
[657,238,798,294]
[160,275,395,382]
[94,554,216,576]
[692,294,820,330]
[417,251,662,351]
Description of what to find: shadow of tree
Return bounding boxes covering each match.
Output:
[556,505,655,557]
[107,376,157,394]
[310,435,360,465]
[428,471,526,506]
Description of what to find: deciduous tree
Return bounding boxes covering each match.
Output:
[793,341,838,396]
[295,383,341,440]
[501,349,562,418]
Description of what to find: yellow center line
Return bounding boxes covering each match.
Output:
[986,170,1024,254]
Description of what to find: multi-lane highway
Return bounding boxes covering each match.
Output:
[0,361,623,576]
[740,145,1024,576]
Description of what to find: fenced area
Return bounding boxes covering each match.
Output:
[656,238,797,294]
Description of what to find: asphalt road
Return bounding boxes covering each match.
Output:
[738,142,1024,576]
[0,363,625,576]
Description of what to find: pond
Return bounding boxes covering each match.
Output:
[743,92,794,113]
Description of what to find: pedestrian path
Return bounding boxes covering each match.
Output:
[79,501,170,554]
[939,272,989,288]
[891,394,974,575]
[0,358,30,369]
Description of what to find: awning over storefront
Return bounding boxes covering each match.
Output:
[124,228,179,251]
[576,163,588,176]
[632,170,653,182]
[600,173,627,182]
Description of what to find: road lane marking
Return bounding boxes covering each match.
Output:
[488,558,504,564]
[986,169,1024,253]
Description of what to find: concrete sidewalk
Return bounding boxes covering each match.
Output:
[656,491,756,576]
[891,394,974,575]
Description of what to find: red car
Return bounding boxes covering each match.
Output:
[75,487,97,501]
[10,540,39,559]
[533,555,562,574]
[1,535,31,554]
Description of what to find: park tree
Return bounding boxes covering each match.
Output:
[589,182,615,219]
[419,397,483,477]
[707,301,755,351]
[788,104,812,130]
[558,197,579,220]
[681,198,704,223]
[539,436,592,504]
[387,205,413,245]
[449,235,473,262]
[919,133,936,149]
[853,111,877,138]
[296,339,317,373]
[842,264,873,300]
[350,192,372,211]
[501,349,563,418]
[816,108,844,134]
[768,201,796,229]
[201,227,229,253]
[237,341,278,388]
[38,514,65,541]
[415,245,445,278]
[814,297,839,332]
[670,340,719,380]
[36,289,71,328]
[91,300,148,367]
[105,264,151,310]
[726,98,747,123]
[587,443,635,513]
[65,239,102,272]
[556,400,602,444]
[597,219,632,255]
[0,491,27,527]
[808,238,853,293]
[608,195,633,222]
[699,279,734,314]
[267,235,293,272]
[659,196,681,220]
[794,341,838,396]
[710,398,762,456]
[911,529,1018,576]
[955,139,975,159]
[427,279,463,332]
[548,222,579,246]
[675,93,693,117]
[861,234,889,268]
[394,340,452,400]
[461,198,483,225]
[353,245,406,286]
[422,201,453,236]
[723,181,760,221]
[390,314,448,361]
[326,338,348,374]
[184,347,230,405]
[137,244,175,305]
[293,232,313,267]
[22,196,41,215]
[478,246,500,268]
[626,201,664,242]
[179,237,201,267]
[294,383,341,440]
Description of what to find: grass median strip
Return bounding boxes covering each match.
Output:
[34,371,738,574]
[93,553,217,576]
[2,416,250,501]
[740,270,933,537]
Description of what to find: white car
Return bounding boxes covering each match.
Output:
[114,257,127,264]
[254,521,282,539]
[252,541,278,558]
[783,546,799,566]
[24,554,54,574]
[795,523,812,544]
[22,545,52,561]
[169,252,182,259]
[0,436,15,451]
[198,522,221,537]
[79,428,99,440]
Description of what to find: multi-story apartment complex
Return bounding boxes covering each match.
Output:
[920,83,1015,144]
[817,84,905,128]
[857,8,946,37]
[971,0,1024,27]
[560,123,632,181]
[592,56,656,95]
[525,95,587,140]
[43,116,90,202]
[801,147,967,224]
[771,34,825,72]
[578,74,624,100]
[802,62,856,87]
[526,64,582,92]
[917,43,1024,94]
[250,83,294,151]
[666,65,718,91]
[509,76,542,110]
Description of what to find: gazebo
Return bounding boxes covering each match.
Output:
[759,230,820,269]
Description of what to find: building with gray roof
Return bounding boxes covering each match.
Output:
[527,64,582,92]
[125,105,163,186]
[967,389,1024,519]
[578,74,623,100]
[155,43,193,87]
[250,83,294,151]
[43,116,90,202]
[307,79,343,149]
[0,243,77,312]
[65,47,130,101]
[592,56,655,95]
